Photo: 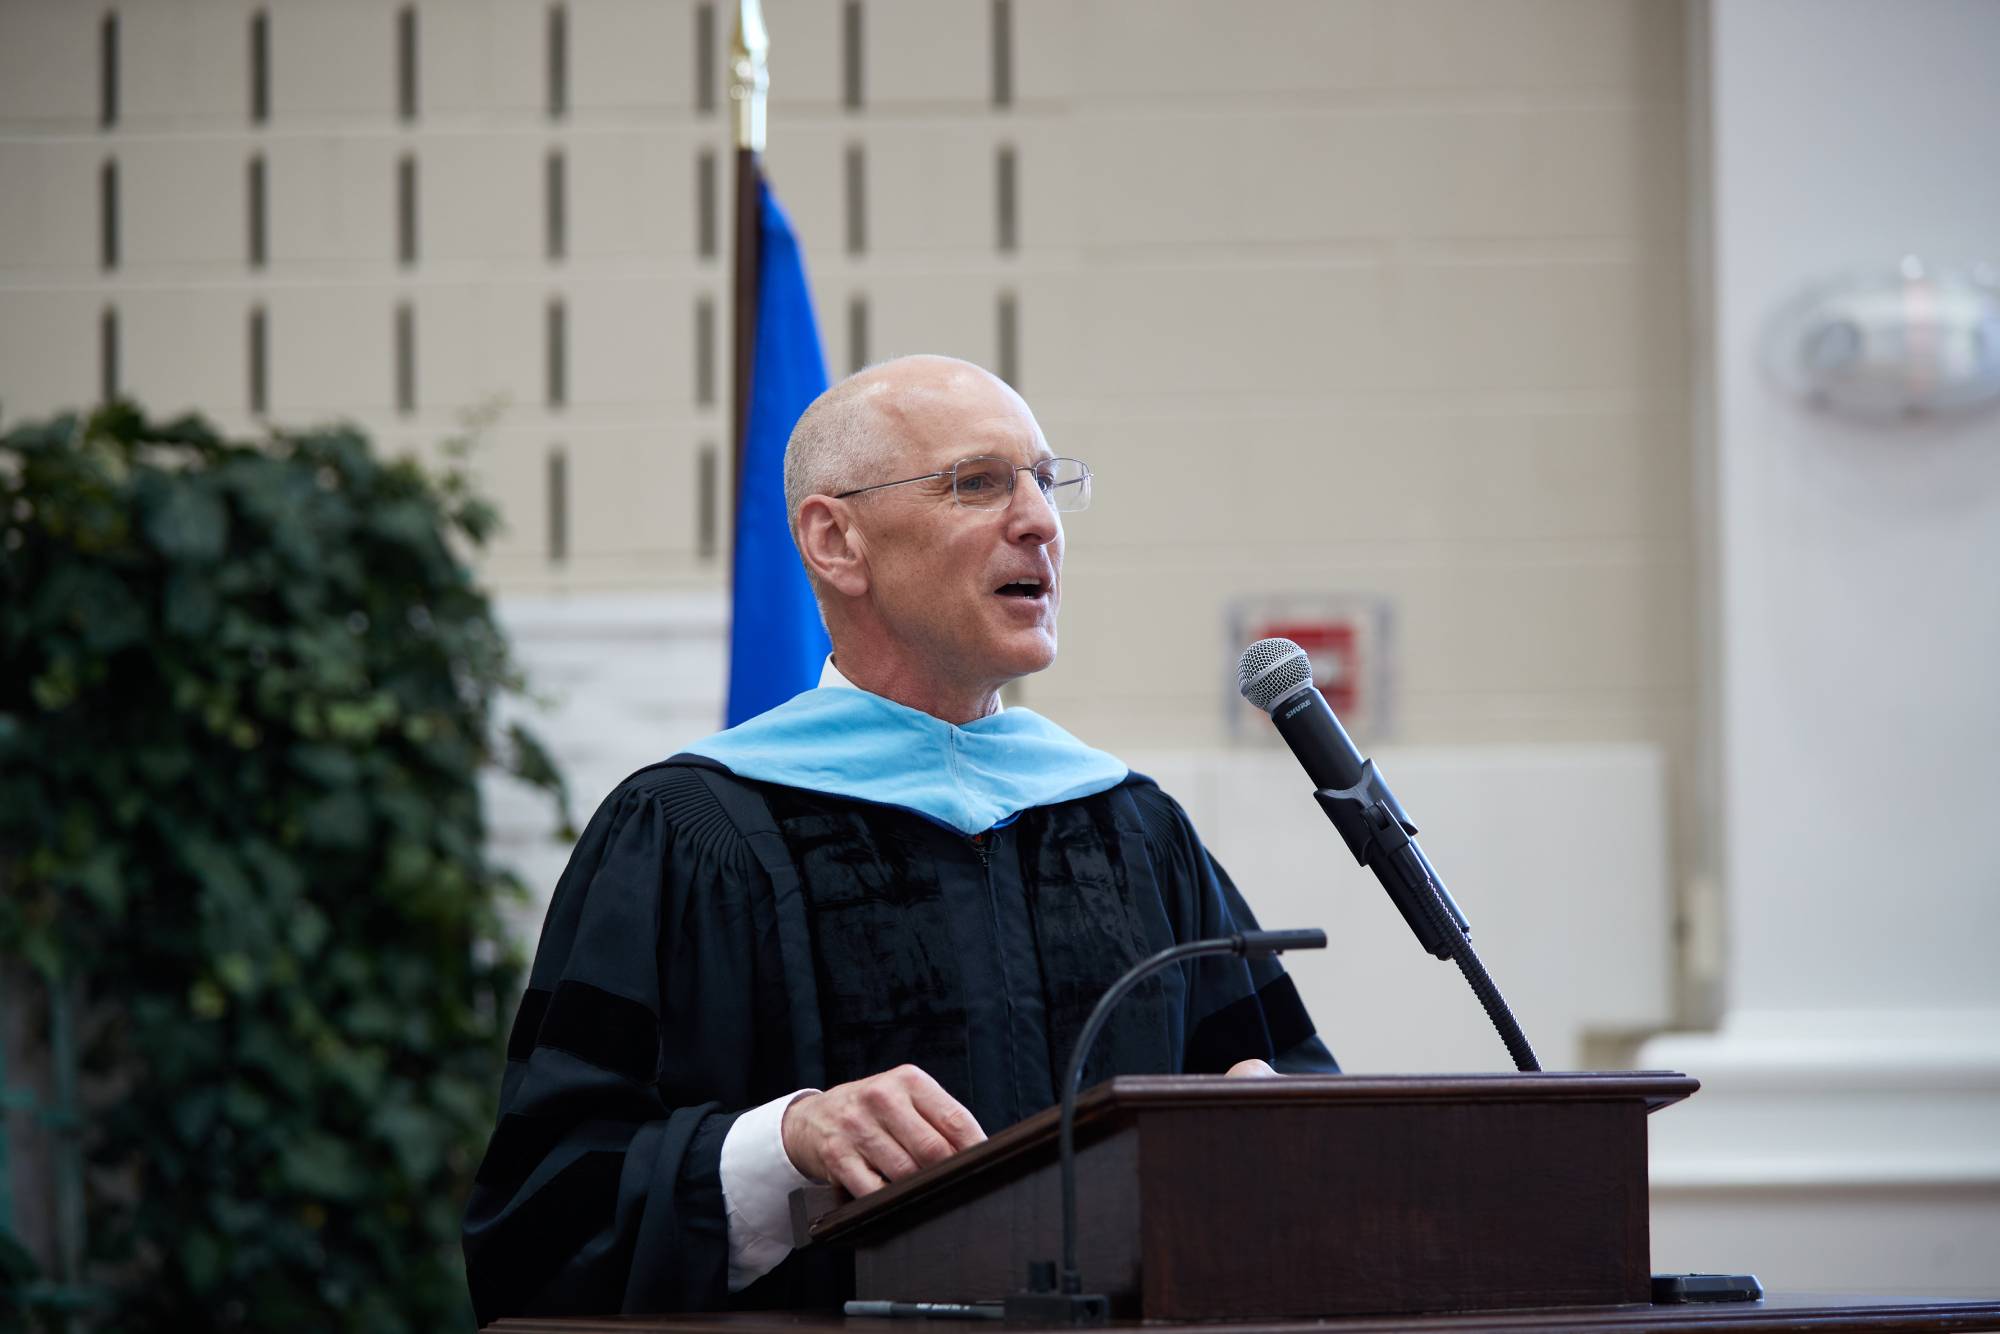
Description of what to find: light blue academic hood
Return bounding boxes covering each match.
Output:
[682,687,1128,836]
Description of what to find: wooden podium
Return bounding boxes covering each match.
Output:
[485,1070,2000,1332]
[796,1072,1697,1321]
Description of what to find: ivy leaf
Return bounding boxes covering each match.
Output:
[427,1073,491,1128]
[241,1021,315,1098]
[214,951,257,996]
[141,474,230,562]
[298,789,371,850]
[73,574,148,654]
[181,1231,225,1293]
[18,923,63,980]
[371,1100,445,1182]
[152,413,222,449]
[69,847,126,914]
[134,744,192,786]
[222,1081,268,1127]
[29,661,78,710]
[172,1088,222,1146]
[289,744,361,789]
[240,839,306,906]
[188,978,227,1020]
[369,498,437,551]
[164,569,221,639]
[180,836,253,913]
[280,1134,365,1202]
[318,1038,387,1103]
[286,904,330,959]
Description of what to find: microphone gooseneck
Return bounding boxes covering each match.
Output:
[1237,638,1540,1074]
[1006,929,1328,1326]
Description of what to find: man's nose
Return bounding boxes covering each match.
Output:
[1005,474,1060,541]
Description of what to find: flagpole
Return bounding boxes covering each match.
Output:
[729,0,768,526]
[721,3,830,725]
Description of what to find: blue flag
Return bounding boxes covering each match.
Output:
[726,176,832,726]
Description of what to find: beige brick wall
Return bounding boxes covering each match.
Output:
[0,0,1693,809]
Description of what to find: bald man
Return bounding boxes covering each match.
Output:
[463,357,1338,1324]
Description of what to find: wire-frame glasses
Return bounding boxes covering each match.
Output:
[833,455,1092,511]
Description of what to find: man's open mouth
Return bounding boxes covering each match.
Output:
[995,579,1046,598]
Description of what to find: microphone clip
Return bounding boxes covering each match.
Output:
[1311,763,1458,960]
[1310,759,1406,868]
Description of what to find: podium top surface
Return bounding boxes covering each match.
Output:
[1062,1071,1698,1113]
[486,1292,2000,1333]
[807,1071,1698,1245]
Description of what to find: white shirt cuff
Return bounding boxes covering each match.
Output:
[721,1088,820,1293]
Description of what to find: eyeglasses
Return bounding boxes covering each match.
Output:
[833,455,1093,512]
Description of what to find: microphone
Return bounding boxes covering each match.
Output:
[1006,929,1328,1326]
[1237,638,1469,957]
[1237,638,1540,1073]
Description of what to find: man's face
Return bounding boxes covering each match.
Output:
[849,372,1064,692]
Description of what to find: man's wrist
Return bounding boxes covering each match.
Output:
[727,1088,818,1203]
[779,1089,822,1183]
[721,1088,822,1293]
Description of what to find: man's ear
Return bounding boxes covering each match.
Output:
[795,497,870,598]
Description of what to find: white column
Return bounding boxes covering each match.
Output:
[1641,0,2000,1291]
[482,591,730,939]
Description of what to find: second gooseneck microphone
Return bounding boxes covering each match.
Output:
[1008,928,1328,1326]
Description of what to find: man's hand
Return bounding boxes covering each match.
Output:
[1225,1058,1279,1077]
[781,1065,986,1197]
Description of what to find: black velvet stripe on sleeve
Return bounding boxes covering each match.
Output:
[531,979,661,1085]
[506,986,552,1063]
[1185,972,1316,1074]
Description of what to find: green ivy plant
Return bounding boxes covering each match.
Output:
[0,405,566,1332]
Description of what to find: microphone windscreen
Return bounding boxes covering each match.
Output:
[1237,637,1314,713]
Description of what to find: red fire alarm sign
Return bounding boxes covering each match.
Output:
[1229,595,1393,743]
[1256,620,1359,715]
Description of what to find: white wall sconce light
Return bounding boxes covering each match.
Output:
[1761,258,2000,420]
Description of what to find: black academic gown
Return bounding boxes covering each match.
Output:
[463,757,1337,1325]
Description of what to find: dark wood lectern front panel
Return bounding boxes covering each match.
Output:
[817,1075,1689,1321]
[850,1127,1141,1307]
[1138,1098,1651,1318]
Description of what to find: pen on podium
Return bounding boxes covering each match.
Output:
[843,1300,1006,1321]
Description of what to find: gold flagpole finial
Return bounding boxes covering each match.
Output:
[731,0,769,153]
